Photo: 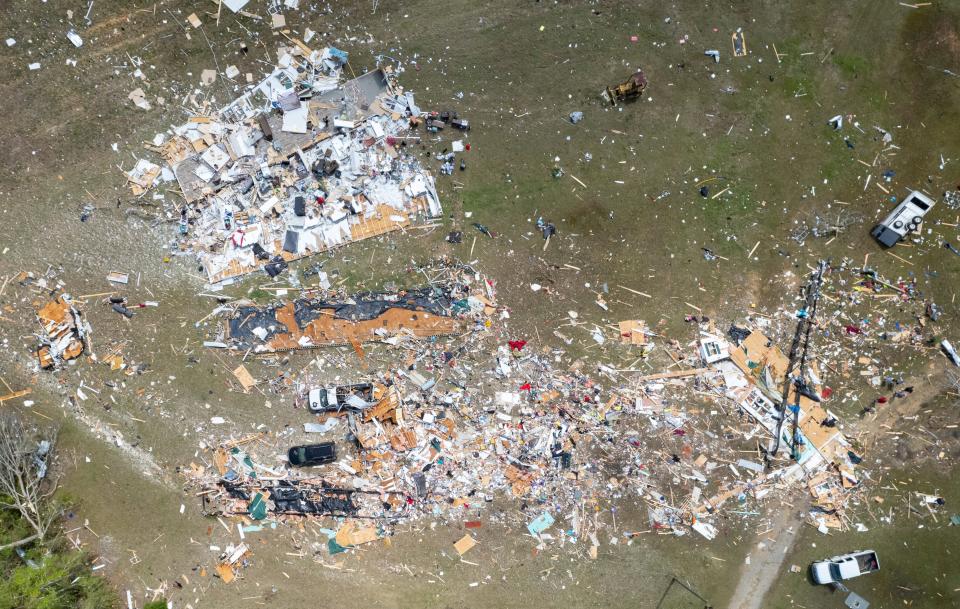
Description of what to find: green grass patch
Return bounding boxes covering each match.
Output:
[832,53,870,78]
[246,288,272,303]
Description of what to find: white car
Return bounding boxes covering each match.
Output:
[307,383,375,413]
[871,190,935,247]
[811,550,880,585]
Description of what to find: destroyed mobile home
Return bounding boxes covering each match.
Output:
[199,443,387,521]
[35,293,90,369]
[186,289,862,563]
[716,329,859,527]
[127,43,442,284]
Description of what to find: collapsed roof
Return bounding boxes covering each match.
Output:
[221,286,477,352]
[129,42,442,284]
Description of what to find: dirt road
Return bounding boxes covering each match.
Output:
[727,497,808,609]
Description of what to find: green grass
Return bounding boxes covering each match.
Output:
[816,135,854,182]
[246,287,273,303]
[832,53,870,79]
[780,72,815,99]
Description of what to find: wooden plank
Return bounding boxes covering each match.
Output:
[0,389,31,403]
[215,563,235,584]
[634,368,709,382]
[618,320,647,345]
[232,365,256,391]
[454,534,477,556]
[336,522,378,547]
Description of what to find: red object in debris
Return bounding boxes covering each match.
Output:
[673,429,686,436]
[876,396,888,404]
[465,521,482,529]
[386,136,396,147]
[406,496,415,505]
[316,196,325,205]
[822,386,833,400]
[465,143,471,151]
[508,340,527,351]
[845,325,862,335]
[519,383,531,391]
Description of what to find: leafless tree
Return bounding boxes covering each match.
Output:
[948,370,960,404]
[0,414,59,551]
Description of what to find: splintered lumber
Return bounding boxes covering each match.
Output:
[634,368,709,382]
[0,389,32,403]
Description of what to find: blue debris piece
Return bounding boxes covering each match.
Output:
[527,512,555,536]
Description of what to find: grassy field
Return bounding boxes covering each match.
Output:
[1,0,959,607]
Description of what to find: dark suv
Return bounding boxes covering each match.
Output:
[288,442,337,467]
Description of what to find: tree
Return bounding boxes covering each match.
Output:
[0,543,116,609]
[0,414,118,608]
[0,414,59,551]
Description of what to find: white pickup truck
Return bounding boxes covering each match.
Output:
[811,550,880,585]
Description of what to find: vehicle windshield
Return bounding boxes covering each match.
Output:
[830,564,843,581]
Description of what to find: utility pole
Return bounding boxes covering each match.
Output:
[768,259,829,460]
